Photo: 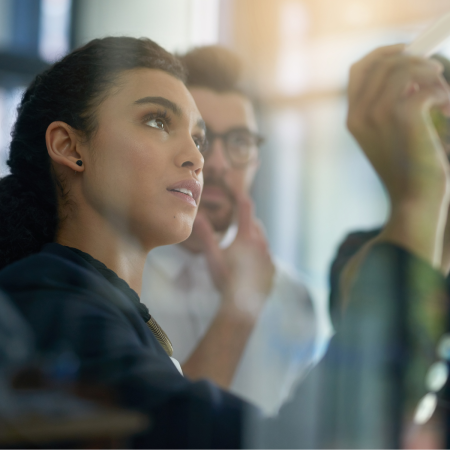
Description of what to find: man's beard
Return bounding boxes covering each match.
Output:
[199,175,235,233]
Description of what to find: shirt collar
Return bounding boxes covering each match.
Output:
[219,222,238,249]
[147,244,196,281]
[147,223,238,281]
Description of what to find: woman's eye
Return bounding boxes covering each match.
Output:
[146,118,167,131]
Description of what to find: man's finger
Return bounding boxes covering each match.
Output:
[193,212,220,254]
[193,213,230,288]
[235,194,254,239]
[253,219,268,242]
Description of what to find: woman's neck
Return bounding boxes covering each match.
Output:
[56,205,149,296]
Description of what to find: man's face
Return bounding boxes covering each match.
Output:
[189,87,259,232]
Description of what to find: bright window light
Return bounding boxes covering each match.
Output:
[0,87,24,176]
[39,0,72,63]
[276,0,311,96]
[190,0,220,47]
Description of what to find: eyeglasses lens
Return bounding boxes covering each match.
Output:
[226,131,257,164]
[204,129,262,167]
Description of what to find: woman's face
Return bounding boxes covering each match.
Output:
[79,68,205,249]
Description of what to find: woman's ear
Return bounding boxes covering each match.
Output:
[46,121,84,172]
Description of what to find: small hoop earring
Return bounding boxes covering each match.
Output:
[76,160,83,167]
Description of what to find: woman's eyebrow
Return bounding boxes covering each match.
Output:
[134,96,182,117]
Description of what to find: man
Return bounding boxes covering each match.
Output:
[2,44,448,448]
[141,46,332,415]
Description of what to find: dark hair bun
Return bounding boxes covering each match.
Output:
[179,45,242,92]
[0,175,57,270]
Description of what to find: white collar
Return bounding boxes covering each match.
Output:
[147,223,238,281]
[147,244,193,281]
[219,222,238,249]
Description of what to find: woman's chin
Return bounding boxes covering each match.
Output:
[170,230,193,246]
[149,222,193,248]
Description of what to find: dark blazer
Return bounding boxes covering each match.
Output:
[2,242,447,448]
[323,233,450,448]
[0,243,250,448]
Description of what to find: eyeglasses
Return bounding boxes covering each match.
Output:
[202,127,265,168]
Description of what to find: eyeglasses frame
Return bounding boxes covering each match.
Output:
[202,126,265,169]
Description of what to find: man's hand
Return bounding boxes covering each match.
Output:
[347,44,450,267]
[182,194,275,387]
[192,194,275,316]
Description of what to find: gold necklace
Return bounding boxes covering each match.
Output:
[146,316,174,357]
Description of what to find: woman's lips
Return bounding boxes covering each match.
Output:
[168,189,197,207]
[167,179,202,207]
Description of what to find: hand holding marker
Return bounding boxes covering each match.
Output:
[403,10,450,426]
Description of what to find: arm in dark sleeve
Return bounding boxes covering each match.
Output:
[300,242,449,448]
[12,289,256,449]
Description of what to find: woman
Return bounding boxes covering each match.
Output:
[0,37,247,448]
[3,37,449,449]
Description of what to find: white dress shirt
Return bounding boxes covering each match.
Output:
[141,231,332,416]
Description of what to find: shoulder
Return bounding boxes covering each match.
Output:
[0,243,102,297]
[0,244,155,352]
[0,244,146,333]
[0,247,81,289]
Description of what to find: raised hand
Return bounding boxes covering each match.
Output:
[347,44,450,267]
[192,193,275,315]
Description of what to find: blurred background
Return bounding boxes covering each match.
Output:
[1,0,450,346]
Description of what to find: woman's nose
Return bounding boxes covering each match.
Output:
[177,138,204,177]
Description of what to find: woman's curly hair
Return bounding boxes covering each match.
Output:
[0,37,185,270]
